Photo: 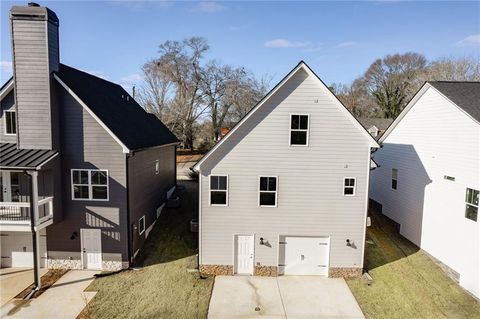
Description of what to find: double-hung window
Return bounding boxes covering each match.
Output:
[343,178,356,196]
[465,188,479,222]
[72,169,109,200]
[391,168,398,190]
[290,114,309,146]
[259,176,277,207]
[5,110,16,135]
[210,175,228,205]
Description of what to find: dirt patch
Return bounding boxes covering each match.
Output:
[15,269,68,299]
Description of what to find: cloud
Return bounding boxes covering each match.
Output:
[455,34,480,47]
[264,39,311,48]
[121,73,143,84]
[302,45,323,53]
[0,61,12,73]
[336,41,359,48]
[193,2,226,13]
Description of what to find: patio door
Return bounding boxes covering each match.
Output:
[1,171,20,202]
[81,229,102,269]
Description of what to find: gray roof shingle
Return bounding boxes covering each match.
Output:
[0,143,58,169]
[429,81,480,123]
[57,64,179,151]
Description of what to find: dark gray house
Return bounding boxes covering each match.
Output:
[0,3,178,276]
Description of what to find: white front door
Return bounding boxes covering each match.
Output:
[1,171,20,202]
[283,236,330,276]
[235,235,254,275]
[81,229,102,269]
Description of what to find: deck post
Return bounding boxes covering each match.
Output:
[28,170,41,289]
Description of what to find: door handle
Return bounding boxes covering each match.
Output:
[83,248,86,253]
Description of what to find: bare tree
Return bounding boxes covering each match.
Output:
[362,52,427,118]
[423,56,480,82]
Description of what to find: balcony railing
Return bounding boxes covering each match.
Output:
[0,197,53,224]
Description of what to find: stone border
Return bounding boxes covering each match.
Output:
[47,258,82,270]
[254,266,277,276]
[199,265,233,276]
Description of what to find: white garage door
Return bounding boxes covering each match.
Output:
[0,231,47,268]
[282,236,330,276]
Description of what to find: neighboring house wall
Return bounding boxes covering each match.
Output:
[200,68,371,273]
[128,144,176,257]
[0,90,17,143]
[46,87,129,270]
[370,87,480,298]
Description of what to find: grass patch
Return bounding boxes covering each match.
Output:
[15,269,68,299]
[347,211,480,319]
[82,181,213,319]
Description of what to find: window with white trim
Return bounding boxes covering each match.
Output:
[391,168,398,190]
[71,169,109,200]
[5,110,16,135]
[290,114,309,146]
[343,178,356,196]
[259,176,277,207]
[210,175,228,205]
[155,160,160,175]
[139,216,145,235]
[465,188,479,222]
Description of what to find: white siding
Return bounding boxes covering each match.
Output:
[370,87,480,298]
[200,68,372,270]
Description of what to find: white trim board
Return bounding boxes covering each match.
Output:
[0,79,14,99]
[194,61,379,171]
[54,74,130,153]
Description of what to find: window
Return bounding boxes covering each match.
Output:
[139,216,145,235]
[343,178,356,196]
[290,114,309,146]
[210,175,228,206]
[391,168,398,190]
[465,188,479,222]
[259,176,277,207]
[5,110,16,135]
[155,160,160,175]
[71,169,109,200]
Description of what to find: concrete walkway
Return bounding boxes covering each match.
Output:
[0,270,98,319]
[0,268,48,307]
[208,276,365,319]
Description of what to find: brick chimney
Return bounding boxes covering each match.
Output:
[10,3,60,150]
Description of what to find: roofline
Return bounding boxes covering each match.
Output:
[0,78,14,99]
[0,151,59,171]
[54,73,131,154]
[379,82,480,143]
[131,141,180,153]
[194,61,379,171]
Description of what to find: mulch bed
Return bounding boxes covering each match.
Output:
[15,269,69,299]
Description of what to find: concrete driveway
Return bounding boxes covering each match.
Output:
[1,270,97,319]
[0,268,48,306]
[208,276,365,319]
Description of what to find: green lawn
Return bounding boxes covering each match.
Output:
[347,211,480,319]
[82,181,213,319]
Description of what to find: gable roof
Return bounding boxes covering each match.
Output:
[55,64,178,151]
[194,61,380,171]
[379,81,480,143]
[429,81,480,123]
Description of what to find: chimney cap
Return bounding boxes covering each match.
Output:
[28,2,40,7]
[10,4,59,24]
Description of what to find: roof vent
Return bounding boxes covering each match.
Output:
[28,2,40,7]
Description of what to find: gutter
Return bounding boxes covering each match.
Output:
[125,152,133,267]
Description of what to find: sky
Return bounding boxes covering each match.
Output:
[1,1,479,93]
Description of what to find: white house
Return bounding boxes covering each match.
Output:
[370,81,480,298]
[194,61,379,278]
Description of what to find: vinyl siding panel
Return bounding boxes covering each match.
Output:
[200,68,371,269]
[370,87,480,298]
[128,145,176,255]
[11,18,59,150]
[46,87,128,263]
